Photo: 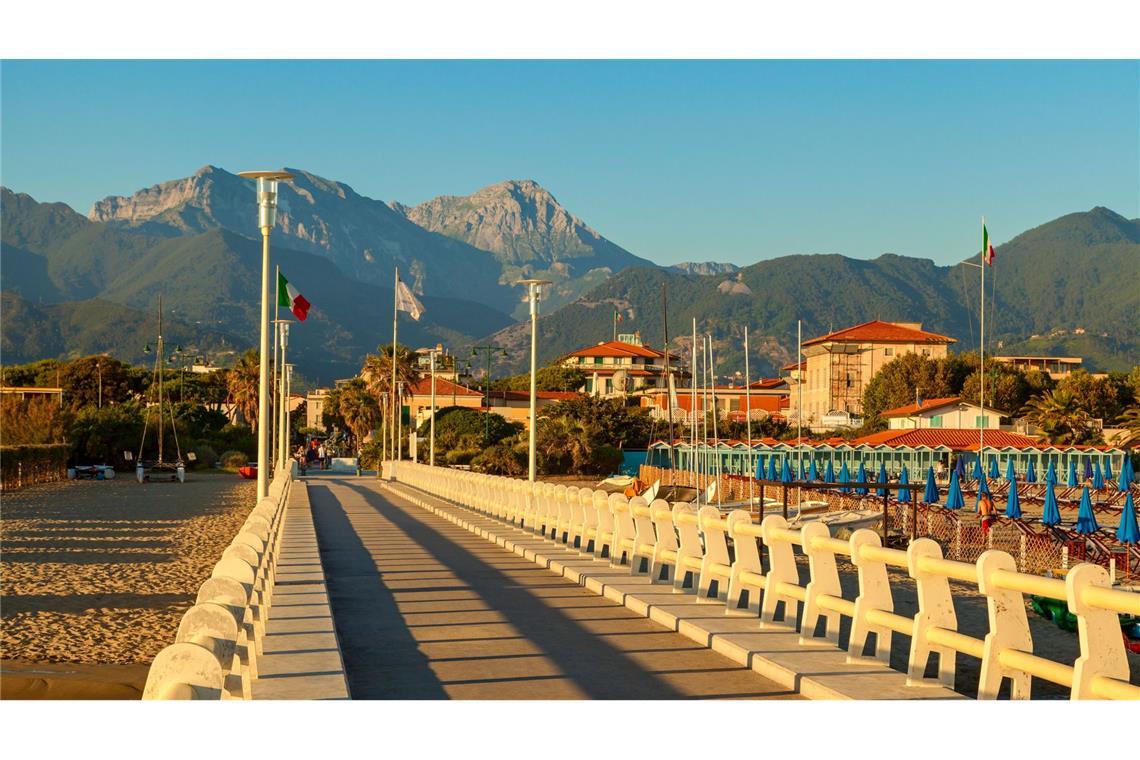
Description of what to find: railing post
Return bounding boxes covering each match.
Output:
[975,550,1033,699]
[847,529,894,665]
[906,538,958,689]
[1067,563,1132,700]
[760,515,799,627]
[800,521,842,646]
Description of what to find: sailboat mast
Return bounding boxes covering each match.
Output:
[157,296,164,464]
[708,334,721,504]
[744,326,753,504]
[797,319,802,477]
[662,283,675,468]
[691,318,698,504]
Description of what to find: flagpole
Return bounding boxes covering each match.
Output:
[661,283,675,469]
[980,217,986,481]
[708,334,721,505]
[744,326,753,505]
[392,266,399,466]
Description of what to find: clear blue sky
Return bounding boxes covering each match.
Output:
[2,60,1137,266]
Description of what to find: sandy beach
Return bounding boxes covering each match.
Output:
[1,472,255,699]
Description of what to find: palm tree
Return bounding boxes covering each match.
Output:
[1116,399,1140,448]
[329,379,380,447]
[362,345,419,433]
[1020,388,1096,445]
[226,349,260,431]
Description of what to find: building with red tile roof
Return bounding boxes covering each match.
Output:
[790,320,956,432]
[562,334,686,397]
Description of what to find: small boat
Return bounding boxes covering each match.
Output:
[790,508,883,535]
[68,465,117,480]
[238,464,257,480]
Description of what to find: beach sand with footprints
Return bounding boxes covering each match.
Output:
[1,473,255,699]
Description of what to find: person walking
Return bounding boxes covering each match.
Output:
[317,441,327,471]
[978,491,997,536]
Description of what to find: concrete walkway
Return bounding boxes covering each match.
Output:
[305,475,799,699]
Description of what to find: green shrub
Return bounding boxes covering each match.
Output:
[472,442,526,476]
[444,448,479,466]
[358,441,383,470]
[220,450,248,470]
[590,444,623,475]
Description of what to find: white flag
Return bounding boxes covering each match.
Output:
[395,278,425,321]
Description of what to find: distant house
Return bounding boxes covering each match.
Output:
[639,378,789,423]
[880,397,1004,431]
[0,385,63,405]
[992,355,1082,380]
[561,333,685,397]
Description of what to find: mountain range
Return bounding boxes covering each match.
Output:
[2,166,1137,384]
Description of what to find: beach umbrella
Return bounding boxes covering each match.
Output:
[955,456,966,479]
[977,472,990,497]
[754,455,765,481]
[1074,487,1099,534]
[780,459,793,484]
[808,458,819,481]
[1093,461,1105,490]
[898,466,911,503]
[1104,458,1113,483]
[767,457,778,481]
[1046,460,1057,485]
[946,471,964,510]
[1005,458,1016,483]
[924,466,939,504]
[1041,481,1061,526]
[1126,457,1136,488]
[876,462,889,497]
[1005,476,1022,519]
[855,462,868,495]
[1120,458,1132,491]
[989,457,1000,479]
[1116,492,1138,544]
[838,462,851,494]
[799,459,808,481]
[972,458,984,481]
[1026,458,1037,484]
[1067,459,1078,488]
[824,459,835,483]
[1083,458,1094,481]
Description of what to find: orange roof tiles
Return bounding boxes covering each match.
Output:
[567,340,668,359]
[880,397,962,418]
[803,320,956,347]
[854,428,1040,450]
[408,377,483,397]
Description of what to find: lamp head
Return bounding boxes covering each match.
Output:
[238,170,294,230]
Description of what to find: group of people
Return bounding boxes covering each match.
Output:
[296,439,335,471]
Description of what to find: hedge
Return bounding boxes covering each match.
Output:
[0,444,71,490]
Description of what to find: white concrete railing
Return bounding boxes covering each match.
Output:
[142,462,297,700]
[388,461,1140,701]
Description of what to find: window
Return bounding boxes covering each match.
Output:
[975,415,989,427]
[930,415,943,428]
[594,357,603,365]
[922,348,930,356]
[884,347,894,356]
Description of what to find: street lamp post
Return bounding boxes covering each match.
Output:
[238,170,294,499]
[471,345,510,445]
[427,344,442,467]
[518,279,552,482]
[284,363,295,469]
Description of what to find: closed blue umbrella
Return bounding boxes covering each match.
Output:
[972,459,984,481]
[1046,460,1057,485]
[955,456,966,479]
[989,457,1000,479]
[1104,458,1113,483]
[1126,457,1136,488]
[767,456,778,481]
[1041,481,1061,526]
[876,462,889,497]
[838,462,851,494]
[1074,487,1099,534]
[1005,458,1016,482]
[824,459,835,483]
[977,473,990,497]
[808,458,819,481]
[1067,459,1078,488]
[946,471,964,510]
[1116,492,1138,544]
[898,466,911,503]
[1083,458,1094,481]
[924,466,939,504]
[1026,459,1037,484]
[780,459,793,484]
[855,462,868,495]
[755,454,765,480]
[1120,458,1132,491]
[1093,461,1104,490]
[1005,476,1022,518]
[799,459,808,481]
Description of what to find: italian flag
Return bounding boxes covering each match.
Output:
[277,271,311,321]
[982,223,995,267]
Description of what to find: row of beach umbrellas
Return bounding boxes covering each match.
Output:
[752,453,1138,542]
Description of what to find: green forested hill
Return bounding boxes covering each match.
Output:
[488,207,1140,376]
